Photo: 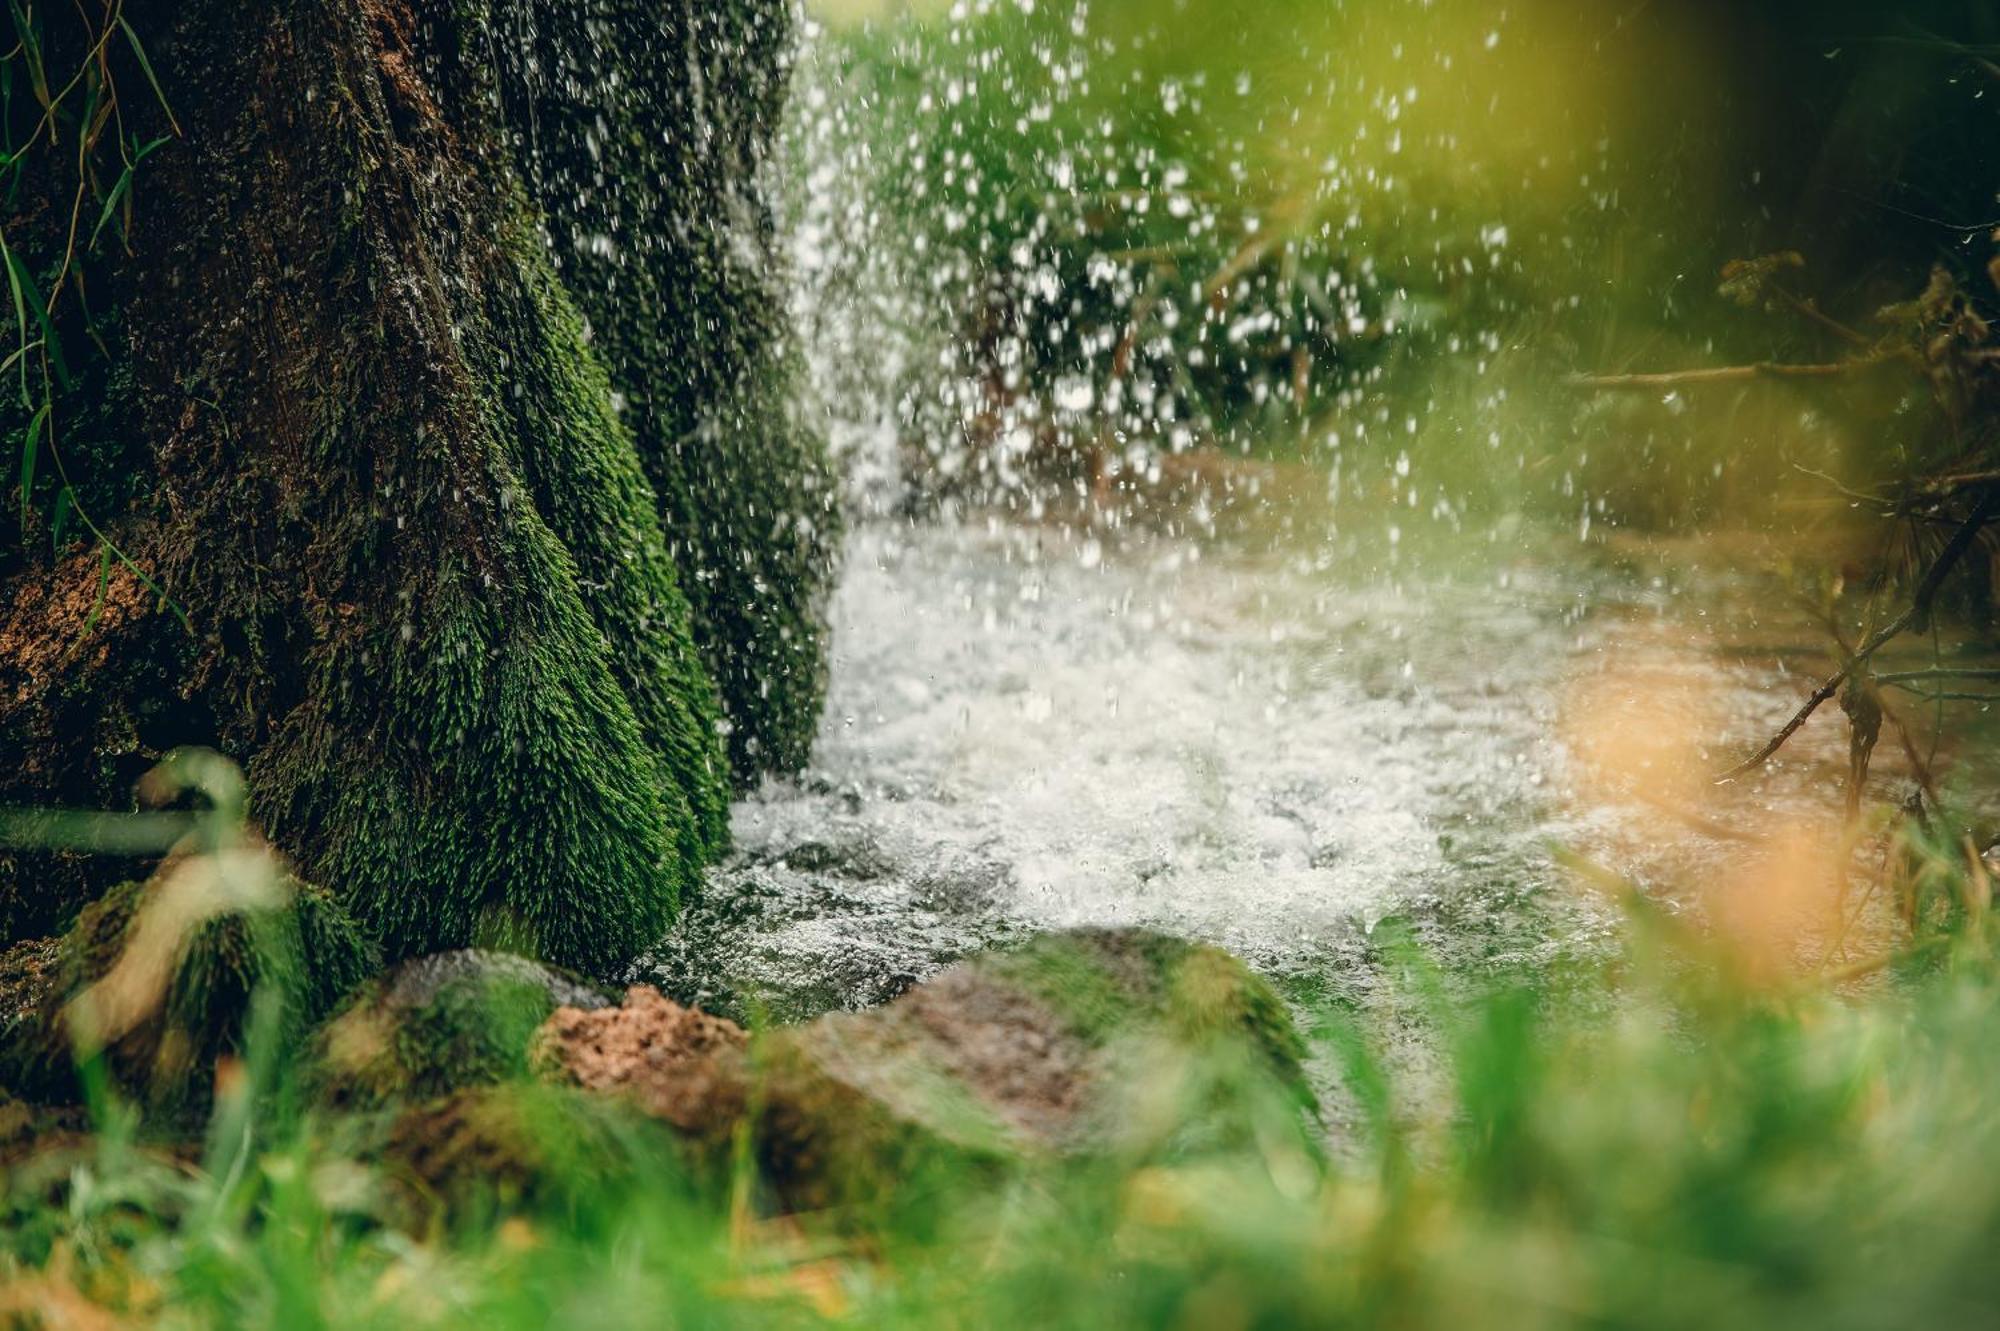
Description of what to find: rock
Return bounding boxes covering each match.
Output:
[379,1084,677,1220]
[310,950,615,1110]
[0,873,373,1110]
[537,928,1318,1212]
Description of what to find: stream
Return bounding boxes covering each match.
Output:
[634,483,1901,1041]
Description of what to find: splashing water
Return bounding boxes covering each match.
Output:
[638,478,1899,1026]
[637,1,1990,1028]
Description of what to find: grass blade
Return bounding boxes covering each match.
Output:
[118,17,180,137]
[0,225,27,404]
[114,544,191,632]
[49,482,71,551]
[89,137,168,250]
[4,246,68,388]
[18,397,45,526]
[89,169,133,249]
[7,2,47,108]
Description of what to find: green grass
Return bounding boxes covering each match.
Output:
[7,839,2000,1328]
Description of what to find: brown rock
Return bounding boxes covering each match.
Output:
[786,961,1095,1154]
[530,930,1314,1214]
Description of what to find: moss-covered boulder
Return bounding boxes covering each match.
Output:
[536,929,1318,1215]
[0,1,834,972]
[310,949,614,1110]
[378,1083,685,1220]
[0,872,373,1110]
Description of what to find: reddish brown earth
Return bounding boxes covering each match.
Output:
[533,986,751,1139]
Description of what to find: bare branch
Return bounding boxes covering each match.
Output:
[1715,487,2000,783]
[1571,353,1906,392]
[1875,667,2000,685]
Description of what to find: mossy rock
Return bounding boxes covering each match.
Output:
[0,875,374,1112]
[377,1083,685,1221]
[535,929,1318,1218]
[754,929,1316,1211]
[983,929,1310,1073]
[309,950,615,1111]
[0,0,831,976]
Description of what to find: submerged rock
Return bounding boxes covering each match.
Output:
[632,854,1018,1025]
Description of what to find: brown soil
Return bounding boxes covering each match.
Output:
[0,935,60,1025]
[533,985,751,1138]
[0,554,149,713]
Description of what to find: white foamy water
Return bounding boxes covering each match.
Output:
[638,506,1660,1018]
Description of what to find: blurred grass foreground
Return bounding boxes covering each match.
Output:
[9,0,2000,1327]
[8,753,2000,1328]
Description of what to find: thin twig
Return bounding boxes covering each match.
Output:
[1818,607,1942,804]
[1875,667,2000,684]
[1882,684,2000,704]
[1571,353,1906,392]
[1793,465,1892,510]
[1772,287,1871,348]
[1715,487,2000,782]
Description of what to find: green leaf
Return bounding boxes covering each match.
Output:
[111,543,190,633]
[89,170,133,249]
[49,483,72,551]
[18,397,45,526]
[0,227,26,405]
[0,336,39,381]
[7,2,47,107]
[4,247,69,389]
[89,137,168,250]
[118,17,180,136]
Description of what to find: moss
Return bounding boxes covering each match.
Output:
[1,876,374,1110]
[984,929,1314,1102]
[473,218,732,861]
[310,951,611,1110]
[0,937,61,1093]
[743,930,1318,1218]
[0,0,818,971]
[480,0,843,782]
[379,1083,684,1220]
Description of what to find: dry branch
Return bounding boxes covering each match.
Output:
[1570,353,1906,392]
[1715,486,2000,783]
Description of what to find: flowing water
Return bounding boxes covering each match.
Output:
[633,7,2000,1100]
[635,483,1899,1037]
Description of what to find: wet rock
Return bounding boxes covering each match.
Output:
[366,949,615,1017]
[311,950,614,1109]
[632,852,1017,1024]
